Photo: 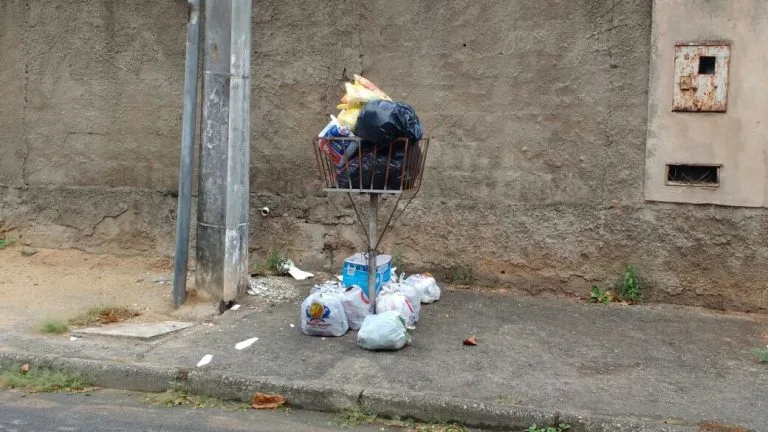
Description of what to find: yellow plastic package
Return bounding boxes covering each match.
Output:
[337,106,362,129]
[335,76,391,129]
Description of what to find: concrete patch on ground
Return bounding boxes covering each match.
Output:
[76,321,193,340]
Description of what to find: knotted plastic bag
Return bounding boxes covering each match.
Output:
[357,311,411,351]
[405,273,441,304]
[300,292,348,337]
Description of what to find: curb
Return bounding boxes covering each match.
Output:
[0,351,700,432]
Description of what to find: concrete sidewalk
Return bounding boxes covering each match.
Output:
[1,282,766,431]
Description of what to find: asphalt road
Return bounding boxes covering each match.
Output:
[0,389,394,432]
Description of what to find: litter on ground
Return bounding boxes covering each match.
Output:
[196,354,213,367]
[235,337,259,350]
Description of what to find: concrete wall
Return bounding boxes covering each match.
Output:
[1,0,767,312]
[645,0,768,207]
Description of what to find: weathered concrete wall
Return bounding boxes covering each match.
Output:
[23,0,186,189]
[1,0,767,312]
[0,1,26,187]
[645,0,768,207]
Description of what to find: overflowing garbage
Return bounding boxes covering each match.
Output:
[307,76,432,351]
[316,75,424,191]
[300,252,441,351]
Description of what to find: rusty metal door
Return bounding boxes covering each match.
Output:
[672,43,730,112]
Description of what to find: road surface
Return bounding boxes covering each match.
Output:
[0,389,400,432]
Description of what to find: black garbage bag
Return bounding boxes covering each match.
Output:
[353,100,423,146]
[336,141,423,190]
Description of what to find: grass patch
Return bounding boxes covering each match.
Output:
[250,249,289,277]
[753,347,768,364]
[0,365,87,392]
[68,306,140,327]
[589,286,613,304]
[588,264,642,305]
[451,264,476,285]
[250,261,268,277]
[335,407,467,431]
[0,238,15,249]
[616,264,642,303]
[528,423,571,432]
[409,423,468,432]
[391,244,406,273]
[146,389,247,410]
[267,249,289,276]
[335,406,378,427]
[39,320,70,335]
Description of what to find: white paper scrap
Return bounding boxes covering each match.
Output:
[235,337,259,350]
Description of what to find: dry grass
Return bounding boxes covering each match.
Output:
[69,306,140,327]
[698,421,750,432]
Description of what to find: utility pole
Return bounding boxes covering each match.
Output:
[224,0,252,302]
[196,0,250,305]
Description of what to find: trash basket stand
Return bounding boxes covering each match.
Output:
[367,193,378,312]
[312,137,430,313]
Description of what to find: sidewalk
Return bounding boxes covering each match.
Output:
[1,248,766,431]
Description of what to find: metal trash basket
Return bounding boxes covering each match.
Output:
[312,137,430,196]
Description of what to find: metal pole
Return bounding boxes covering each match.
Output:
[196,0,230,301]
[368,193,379,312]
[172,0,202,308]
[223,0,251,301]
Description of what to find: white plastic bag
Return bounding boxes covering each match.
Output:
[375,288,416,328]
[310,280,343,295]
[388,281,421,323]
[405,273,441,304]
[357,311,411,351]
[300,292,349,337]
[341,285,371,330]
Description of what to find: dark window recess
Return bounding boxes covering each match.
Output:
[667,164,719,186]
[698,56,716,74]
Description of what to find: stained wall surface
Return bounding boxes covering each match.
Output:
[1,0,766,311]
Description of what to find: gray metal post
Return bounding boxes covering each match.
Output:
[223,0,251,301]
[368,194,379,312]
[196,0,231,300]
[172,0,202,308]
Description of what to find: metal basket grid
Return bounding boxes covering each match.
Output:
[312,137,430,196]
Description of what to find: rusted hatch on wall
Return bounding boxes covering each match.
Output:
[672,43,730,112]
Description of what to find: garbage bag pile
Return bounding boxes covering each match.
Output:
[316,75,424,190]
[299,255,441,351]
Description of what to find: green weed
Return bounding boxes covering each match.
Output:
[0,238,15,249]
[391,244,406,274]
[146,380,247,410]
[617,265,642,303]
[451,264,476,285]
[250,261,268,276]
[753,347,768,364]
[267,249,289,276]
[39,320,70,335]
[0,365,87,392]
[334,406,378,427]
[528,423,571,432]
[589,286,612,304]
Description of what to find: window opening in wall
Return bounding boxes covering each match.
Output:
[666,164,720,186]
[698,56,716,75]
